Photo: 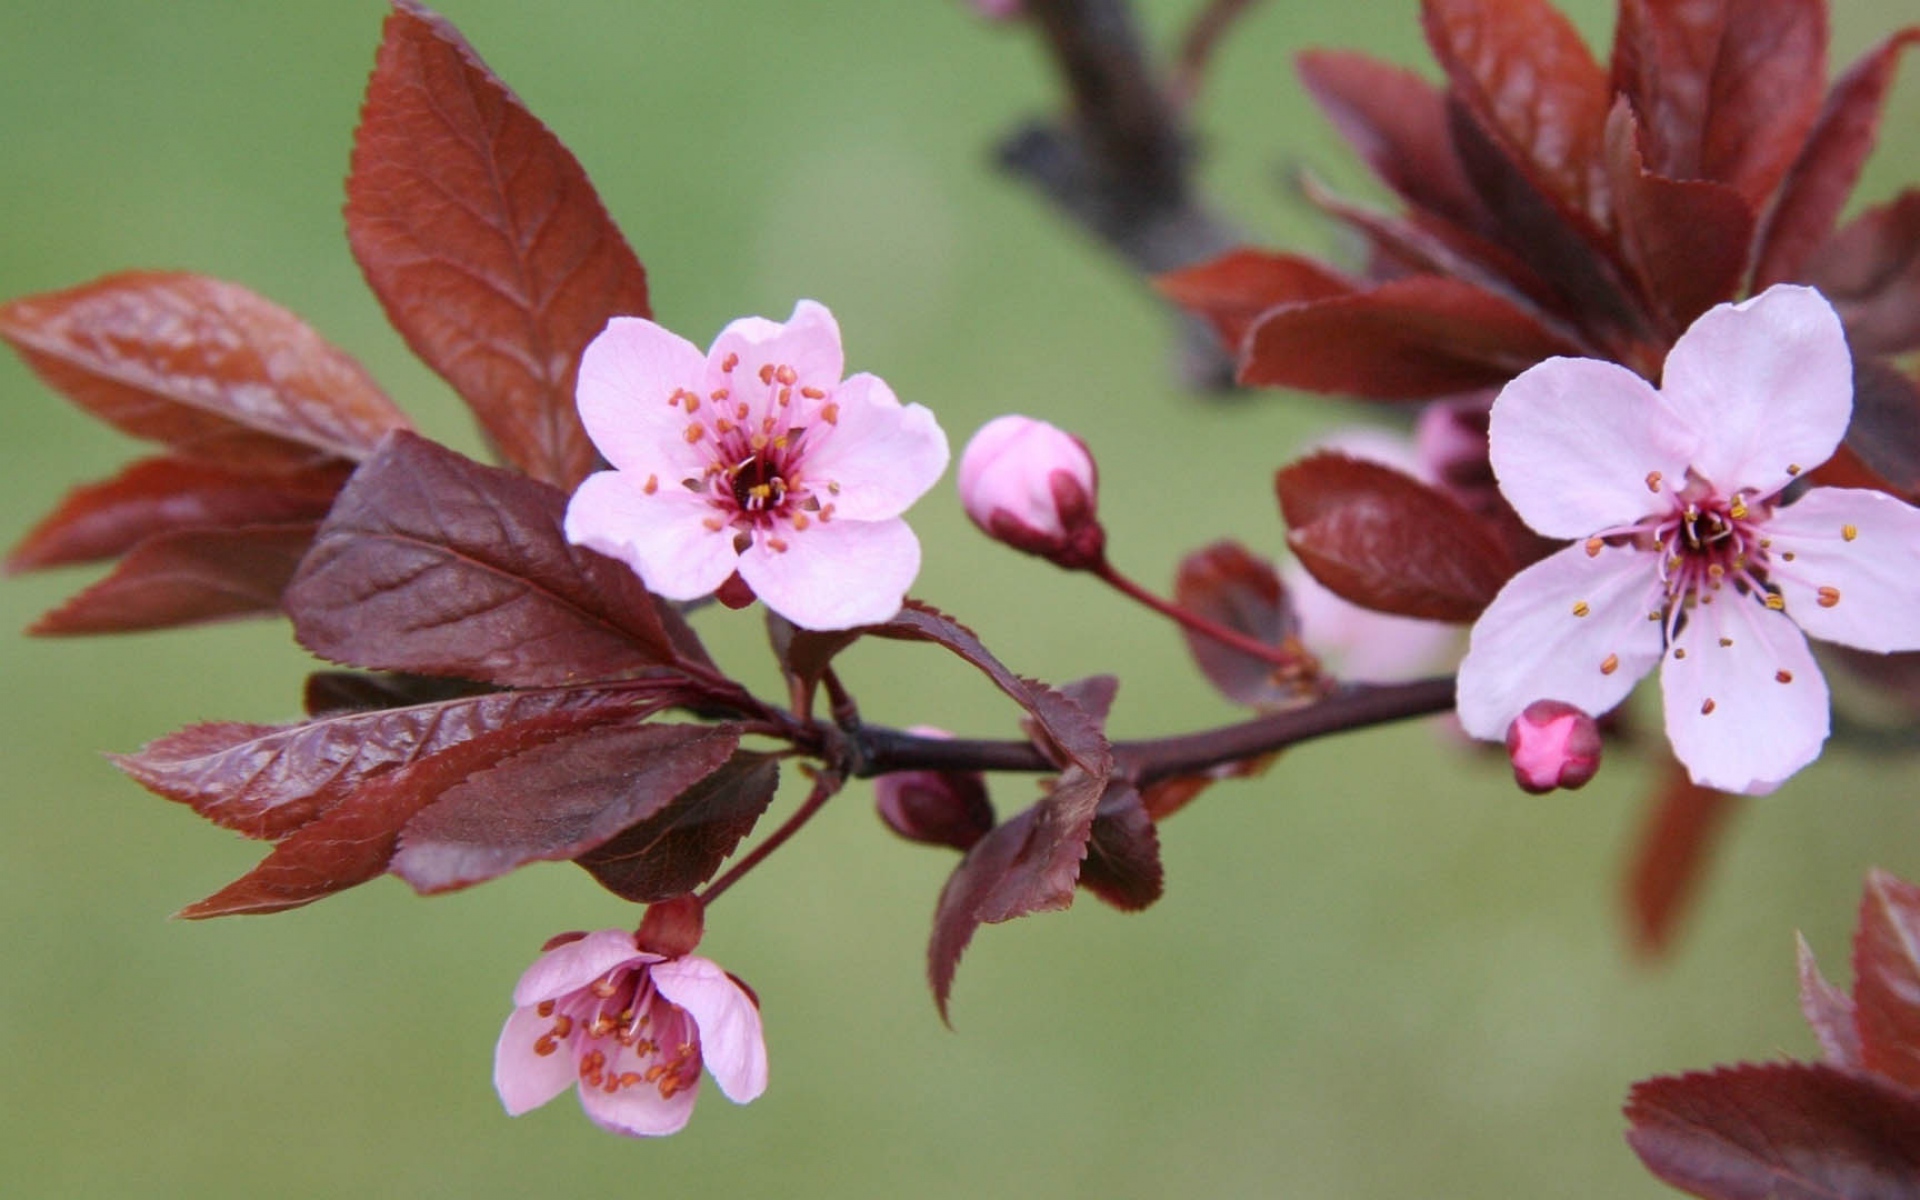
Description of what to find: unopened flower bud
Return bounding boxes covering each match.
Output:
[1505,700,1602,794]
[874,727,995,851]
[957,415,1104,570]
[636,894,705,958]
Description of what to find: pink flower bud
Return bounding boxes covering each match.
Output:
[874,727,995,851]
[957,415,1104,569]
[1505,700,1603,794]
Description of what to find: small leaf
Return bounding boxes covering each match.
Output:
[346,0,651,489]
[1854,868,1920,1090]
[1077,784,1162,912]
[1154,249,1353,353]
[286,432,691,685]
[1808,190,1920,360]
[576,753,782,902]
[29,525,316,635]
[1277,452,1516,622]
[1798,933,1864,1069]
[1625,1063,1920,1200]
[391,723,741,894]
[0,272,408,468]
[1174,540,1302,708]
[1624,759,1741,958]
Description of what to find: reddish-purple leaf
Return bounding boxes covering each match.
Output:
[1277,451,1516,622]
[302,671,496,718]
[7,456,350,573]
[576,753,781,903]
[1173,540,1303,709]
[1798,933,1864,1070]
[1753,27,1920,289]
[1854,869,1920,1090]
[346,0,650,489]
[29,524,316,635]
[286,432,691,685]
[1843,359,1920,502]
[1077,784,1162,912]
[1241,275,1571,397]
[391,722,740,894]
[0,272,408,468]
[116,685,663,839]
[1626,1063,1920,1200]
[1624,761,1741,957]
[1809,191,1920,359]
[1155,249,1353,354]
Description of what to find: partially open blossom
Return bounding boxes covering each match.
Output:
[958,415,1104,569]
[1505,700,1602,794]
[1456,286,1920,794]
[494,928,768,1137]
[565,301,949,630]
[873,727,995,851]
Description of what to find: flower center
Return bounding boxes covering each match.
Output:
[1635,477,1781,638]
[532,966,704,1102]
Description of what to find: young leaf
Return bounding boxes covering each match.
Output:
[6,456,350,574]
[1797,933,1864,1070]
[1277,452,1516,622]
[1624,761,1740,958]
[1077,784,1162,912]
[1154,249,1353,353]
[0,271,407,468]
[576,753,781,903]
[1808,190,1920,360]
[390,722,740,894]
[1173,540,1302,709]
[346,0,651,490]
[1854,869,1920,1090]
[28,525,317,635]
[1626,1063,1920,1200]
[286,431,692,685]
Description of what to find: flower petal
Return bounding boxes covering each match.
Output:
[1765,487,1920,653]
[1659,596,1828,794]
[576,1042,700,1137]
[1659,285,1852,497]
[493,1004,579,1115]
[706,300,845,400]
[564,472,739,602]
[797,374,949,520]
[1488,357,1695,538]
[511,929,649,1006]
[652,956,769,1104]
[1455,543,1665,739]
[738,518,920,630]
[576,318,712,477]
[1285,561,1459,683]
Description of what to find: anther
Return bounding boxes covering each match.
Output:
[1817,586,1841,608]
[1765,593,1786,611]
[1776,669,1794,684]
[537,1001,557,1018]
[684,424,707,444]
[1701,698,1716,715]
[1584,538,1603,558]
[1782,551,1796,562]
[1645,471,1663,493]
[1719,637,1733,647]
[1600,653,1620,675]
[714,418,734,434]
[1787,463,1801,476]
[1572,601,1590,618]
[791,512,811,531]
[722,352,739,372]
[821,402,840,425]
[710,388,730,402]
[801,386,825,400]
[1843,524,1858,542]
[643,474,659,495]
[778,387,792,407]
[758,363,776,385]
[1729,496,1748,520]
[775,365,798,386]
[735,401,749,420]
[767,537,789,553]
[1673,647,1687,660]
[702,516,725,532]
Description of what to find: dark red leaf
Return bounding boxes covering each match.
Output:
[1843,359,1920,502]
[1276,451,1516,622]
[1798,933,1864,1070]
[117,685,662,839]
[0,272,408,468]
[7,456,350,573]
[1854,869,1920,1090]
[1154,249,1353,354]
[1754,27,1920,289]
[391,722,740,894]
[1626,1062,1920,1199]
[1809,191,1920,359]
[1173,540,1304,708]
[1077,784,1162,912]
[1138,753,1277,822]
[1241,275,1571,397]
[286,431,691,685]
[576,753,781,903]
[302,671,496,718]
[1624,759,1740,957]
[1051,675,1118,728]
[29,525,315,635]
[177,706,625,918]
[346,0,651,489]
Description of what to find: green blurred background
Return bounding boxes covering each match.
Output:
[3,2,1917,1195]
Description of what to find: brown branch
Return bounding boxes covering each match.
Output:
[1170,0,1265,110]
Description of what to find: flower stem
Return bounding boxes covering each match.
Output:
[1093,559,1305,672]
[698,771,840,906]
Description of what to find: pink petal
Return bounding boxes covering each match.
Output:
[564,472,740,602]
[1285,561,1459,683]
[1765,487,1920,653]
[1455,543,1665,739]
[1658,595,1828,794]
[738,518,920,630]
[1659,285,1852,497]
[652,957,770,1104]
[706,300,845,400]
[798,374,950,520]
[576,1039,700,1137]
[1488,357,1695,539]
[493,1004,579,1115]
[576,318,712,477]
[511,929,650,1006]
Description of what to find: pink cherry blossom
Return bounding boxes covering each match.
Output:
[1456,285,1920,794]
[564,301,949,630]
[957,414,1104,568]
[494,929,768,1137]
